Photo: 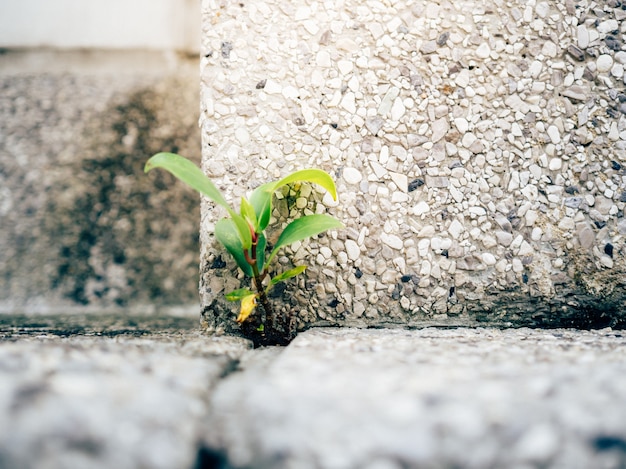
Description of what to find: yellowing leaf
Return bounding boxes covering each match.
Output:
[236,294,258,323]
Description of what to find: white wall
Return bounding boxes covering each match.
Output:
[0,0,200,52]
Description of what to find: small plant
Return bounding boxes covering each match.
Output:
[145,152,342,345]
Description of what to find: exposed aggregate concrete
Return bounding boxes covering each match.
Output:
[205,327,626,469]
[199,0,626,333]
[2,322,626,469]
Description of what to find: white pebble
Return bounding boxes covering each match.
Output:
[482,253,497,265]
[345,240,360,261]
[381,233,403,250]
[413,201,430,216]
[454,117,469,134]
[547,125,560,144]
[597,19,619,34]
[448,219,464,239]
[343,167,362,185]
[548,158,562,171]
[475,43,491,59]
[596,55,614,73]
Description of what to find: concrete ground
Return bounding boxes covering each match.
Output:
[1,315,625,469]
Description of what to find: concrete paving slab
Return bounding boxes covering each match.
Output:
[0,318,252,469]
[204,327,626,469]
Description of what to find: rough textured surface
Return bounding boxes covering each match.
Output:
[0,314,252,469]
[199,0,626,333]
[3,320,626,469]
[205,327,626,469]
[0,50,201,313]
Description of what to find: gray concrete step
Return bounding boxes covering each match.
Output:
[1,319,626,469]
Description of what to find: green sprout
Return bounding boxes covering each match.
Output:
[145,152,342,344]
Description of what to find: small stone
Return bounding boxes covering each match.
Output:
[596,55,614,73]
[558,217,575,231]
[611,63,624,79]
[380,233,403,250]
[541,41,558,58]
[531,227,543,241]
[420,40,437,54]
[577,25,589,49]
[577,225,595,249]
[548,158,562,171]
[345,240,360,261]
[535,2,550,17]
[390,172,408,193]
[482,253,497,265]
[436,32,450,46]
[425,176,449,188]
[597,19,619,34]
[263,79,282,94]
[455,69,470,88]
[365,116,384,135]
[547,125,560,144]
[353,301,366,316]
[561,85,588,102]
[390,98,406,121]
[431,118,449,143]
[475,43,491,59]
[340,92,356,114]
[316,50,332,67]
[600,256,614,269]
[448,220,464,239]
[221,41,233,58]
[343,167,362,185]
[566,45,585,62]
[408,179,425,192]
[454,117,469,134]
[413,201,430,216]
[337,60,353,75]
[496,231,513,246]
[605,36,622,52]
[564,197,582,209]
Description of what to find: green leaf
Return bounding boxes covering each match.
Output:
[249,182,275,232]
[215,218,253,276]
[273,169,338,201]
[230,212,253,250]
[145,152,252,249]
[249,170,338,232]
[144,153,231,211]
[267,214,344,265]
[240,197,257,228]
[225,288,254,301]
[270,265,307,287]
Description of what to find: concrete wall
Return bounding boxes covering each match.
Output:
[0,50,201,314]
[199,0,626,333]
[0,2,203,314]
[0,0,199,52]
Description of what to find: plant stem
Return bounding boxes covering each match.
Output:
[251,264,274,333]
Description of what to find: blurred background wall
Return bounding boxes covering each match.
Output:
[0,1,203,314]
[0,0,200,52]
